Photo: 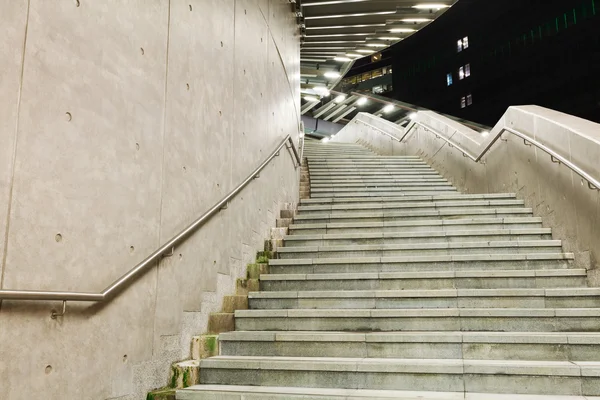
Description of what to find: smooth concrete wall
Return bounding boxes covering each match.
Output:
[0,1,300,399]
[332,109,600,285]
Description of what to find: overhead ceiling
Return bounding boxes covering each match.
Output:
[298,0,458,97]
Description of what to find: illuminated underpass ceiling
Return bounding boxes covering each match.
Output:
[299,0,458,97]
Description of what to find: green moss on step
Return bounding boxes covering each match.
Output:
[205,335,218,352]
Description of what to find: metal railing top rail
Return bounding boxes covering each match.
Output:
[344,109,599,192]
[0,134,302,309]
[402,118,600,191]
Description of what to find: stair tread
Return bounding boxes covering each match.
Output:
[261,269,587,281]
[235,308,600,317]
[179,385,597,399]
[220,331,600,344]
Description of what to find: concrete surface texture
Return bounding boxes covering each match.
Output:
[0,1,300,399]
[332,108,600,287]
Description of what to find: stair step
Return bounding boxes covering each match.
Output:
[234,308,600,332]
[299,194,518,205]
[269,253,573,274]
[260,269,587,291]
[284,228,551,246]
[248,288,600,309]
[219,331,600,361]
[197,356,600,395]
[179,385,598,399]
[288,217,544,234]
[292,209,534,224]
[277,240,562,259]
[298,200,525,212]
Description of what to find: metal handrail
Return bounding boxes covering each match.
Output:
[404,120,600,191]
[0,135,302,305]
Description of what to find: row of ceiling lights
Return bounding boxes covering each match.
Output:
[300,3,451,63]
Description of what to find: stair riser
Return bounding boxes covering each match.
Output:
[300,194,518,205]
[297,205,526,214]
[199,368,595,396]
[261,276,586,291]
[311,187,459,194]
[293,214,534,225]
[285,234,552,246]
[278,247,562,259]
[289,222,543,234]
[310,183,453,188]
[234,316,600,333]
[311,192,462,198]
[268,260,571,274]
[249,296,600,310]
[220,341,599,362]
[310,178,449,183]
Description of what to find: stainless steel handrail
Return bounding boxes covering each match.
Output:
[0,135,302,304]
[404,120,600,191]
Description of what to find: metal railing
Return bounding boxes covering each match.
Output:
[347,113,599,192]
[0,135,302,313]
[403,119,600,190]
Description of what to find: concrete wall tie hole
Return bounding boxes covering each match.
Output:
[186,83,190,90]
[183,166,187,172]
[122,355,128,363]
[220,41,224,47]
[140,47,144,55]
[244,9,247,14]
[179,254,183,260]
[129,246,135,253]
[135,143,140,151]
[188,4,192,11]
[219,110,222,116]
[45,365,52,375]
[55,233,62,243]
[75,0,80,6]
[65,112,72,122]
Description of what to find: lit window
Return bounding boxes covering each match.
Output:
[460,96,466,108]
[463,36,469,49]
[459,66,465,80]
[465,63,471,77]
[457,39,463,52]
[466,94,473,106]
[446,73,453,86]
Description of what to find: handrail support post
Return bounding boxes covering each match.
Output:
[51,301,67,319]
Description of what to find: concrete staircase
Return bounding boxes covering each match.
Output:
[180,141,600,399]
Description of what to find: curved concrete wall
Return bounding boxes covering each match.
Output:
[333,108,600,286]
[0,1,300,399]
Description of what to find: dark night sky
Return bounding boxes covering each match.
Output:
[351,0,600,126]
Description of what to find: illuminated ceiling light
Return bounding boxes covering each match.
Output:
[481,131,490,137]
[409,112,418,120]
[301,58,327,62]
[357,97,368,106]
[304,95,319,102]
[333,56,352,62]
[366,43,387,47]
[303,0,371,5]
[301,73,318,78]
[355,49,375,54]
[305,11,397,20]
[321,137,330,143]
[401,18,432,22]
[377,36,400,41]
[299,132,305,138]
[345,53,363,58]
[306,33,370,38]
[389,28,417,33]
[305,24,386,30]
[323,71,341,79]
[334,94,346,103]
[383,104,395,113]
[412,4,450,9]
[313,86,330,96]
